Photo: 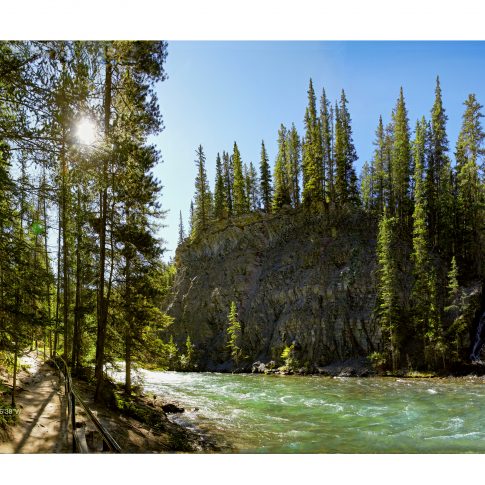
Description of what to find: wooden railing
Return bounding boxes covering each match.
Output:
[52,356,122,453]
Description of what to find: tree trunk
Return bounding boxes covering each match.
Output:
[54,197,62,355]
[72,187,82,371]
[124,237,132,395]
[42,172,52,358]
[11,341,18,408]
[94,50,112,402]
[125,330,132,395]
[61,139,70,363]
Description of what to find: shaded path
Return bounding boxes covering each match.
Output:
[0,356,70,453]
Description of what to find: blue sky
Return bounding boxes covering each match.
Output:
[153,41,485,260]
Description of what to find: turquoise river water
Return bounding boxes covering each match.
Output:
[112,370,485,453]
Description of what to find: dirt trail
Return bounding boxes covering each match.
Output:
[0,353,70,453]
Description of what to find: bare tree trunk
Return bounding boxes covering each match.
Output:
[11,340,18,408]
[61,138,70,363]
[54,205,61,356]
[95,50,112,402]
[125,331,132,395]
[42,172,52,358]
[72,188,82,371]
[124,230,132,394]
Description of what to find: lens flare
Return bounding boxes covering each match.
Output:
[75,118,97,145]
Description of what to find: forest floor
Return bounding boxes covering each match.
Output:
[0,352,220,453]
[0,352,70,453]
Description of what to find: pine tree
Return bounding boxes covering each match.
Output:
[360,161,373,211]
[259,140,273,213]
[193,144,211,234]
[189,200,194,235]
[302,79,324,206]
[444,256,465,359]
[328,104,336,202]
[214,152,227,219]
[178,210,185,245]
[287,123,301,207]
[390,87,412,225]
[455,93,485,277]
[428,76,453,261]
[334,90,359,205]
[226,301,242,367]
[222,151,233,217]
[246,161,259,211]
[320,88,333,202]
[370,116,387,213]
[232,142,247,216]
[272,124,292,210]
[376,213,399,372]
[411,118,432,350]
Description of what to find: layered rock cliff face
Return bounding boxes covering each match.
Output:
[166,207,382,370]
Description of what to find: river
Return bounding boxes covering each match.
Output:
[110,369,485,453]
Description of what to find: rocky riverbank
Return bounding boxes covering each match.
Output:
[71,376,225,453]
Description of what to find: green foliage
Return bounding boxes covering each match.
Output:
[368,351,386,372]
[375,213,400,372]
[302,79,324,206]
[232,143,247,216]
[193,145,212,235]
[226,301,242,367]
[178,211,186,245]
[214,153,228,219]
[286,124,301,207]
[370,116,388,214]
[280,343,296,371]
[359,161,373,211]
[179,335,196,370]
[320,88,334,202]
[334,90,359,205]
[390,87,412,225]
[245,161,259,212]
[259,141,273,213]
[455,93,485,278]
[444,257,468,361]
[167,335,179,369]
[272,124,292,210]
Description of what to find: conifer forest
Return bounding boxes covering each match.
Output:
[1,40,485,455]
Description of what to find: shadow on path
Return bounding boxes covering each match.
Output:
[0,357,70,453]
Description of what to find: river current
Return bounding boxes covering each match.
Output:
[111,369,485,453]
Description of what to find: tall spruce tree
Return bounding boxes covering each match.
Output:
[222,151,233,217]
[360,161,373,211]
[178,210,185,245]
[246,161,259,211]
[411,118,433,357]
[428,76,453,261]
[371,116,387,214]
[455,93,485,277]
[376,212,400,372]
[193,144,211,234]
[334,91,359,205]
[287,123,301,207]
[390,87,412,225]
[272,124,292,210]
[214,152,227,219]
[320,88,333,202]
[232,142,247,216]
[259,140,272,213]
[302,79,324,206]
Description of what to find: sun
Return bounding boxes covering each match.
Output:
[75,117,97,146]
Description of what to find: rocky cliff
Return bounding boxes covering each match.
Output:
[166,206,383,371]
